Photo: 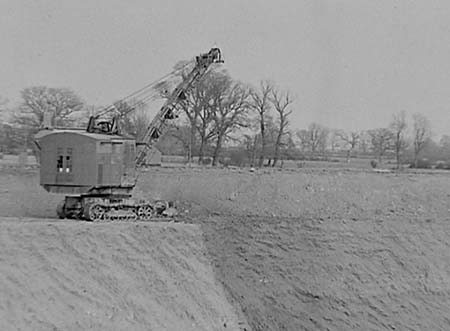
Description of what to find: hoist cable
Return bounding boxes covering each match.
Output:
[95,59,194,118]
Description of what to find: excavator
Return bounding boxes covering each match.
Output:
[34,47,223,221]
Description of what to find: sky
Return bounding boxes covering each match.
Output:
[1,0,450,138]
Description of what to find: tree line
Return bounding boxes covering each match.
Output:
[294,111,437,169]
[1,71,449,169]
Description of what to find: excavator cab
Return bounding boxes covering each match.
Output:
[86,115,120,135]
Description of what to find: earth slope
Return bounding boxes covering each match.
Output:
[0,217,244,331]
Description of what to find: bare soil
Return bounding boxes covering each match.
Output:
[1,166,450,330]
[0,169,245,331]
[202,214,450,330]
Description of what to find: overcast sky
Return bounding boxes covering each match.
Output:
[1,0,450,137]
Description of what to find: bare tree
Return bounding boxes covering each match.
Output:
[15,86,84,129]
[296,129,310,154]
[250,81,273,167]
[243,133,259,167]
[390,111,408,169]
[412,113,431,168]
[180,71,204,163]
[158,124,192,157]
[337,130,360,162]
[440,135,450,161]
[0,124,28,154]
[296,124,328,157]
[154,59,206,163]
[210,76,250,166]
[242,114,277,167]
[0,97,9,152]
[358,131,370,154]
[263,115,279,165]
[0,96,8,120]
[111,99,151,141]
[308,123,329,157]
[368,128,393,163]
[177,87,202,163]
[270,88,293,167]
[129,104,152,141]
[328,129,341,152]
[192,73,221,163]
[176,70,228,163]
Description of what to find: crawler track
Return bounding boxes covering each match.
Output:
[59,197,177,222]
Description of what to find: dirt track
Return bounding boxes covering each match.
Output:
[1,167,450,330]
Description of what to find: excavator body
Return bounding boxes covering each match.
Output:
[34,47,223,221]
[35,129,145,220]
[35,129,136,195]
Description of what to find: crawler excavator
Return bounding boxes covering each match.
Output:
[34,47,223,221]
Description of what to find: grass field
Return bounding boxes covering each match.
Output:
[1,166,450,330]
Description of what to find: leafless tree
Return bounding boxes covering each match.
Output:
[296,124,328,157]
[0,98,8,153]
[174,69,229,163]
[264,115,279,165]
[0,124,28,154]
[243,133,259,167]
[177,65,203,163]
[328,129,341,152]
[158,124,192,157]
[439,134,450,159]
[153,60,193,99]
[358,131,370,154]
[296,129,310,154]
[153,60,207,162]
[440,135,450,160]
[368,128,394,163]
[111,99,151,141]
[337,130,360,162]
[178,85,204,162]
[412,113,432,168]
[191,72,223,163]
[390,111,408,169]
[129,105,152,141]
[210,76,250,166]
[0,96,8,119]
[242,114,277,167]
[249,80,273,167]
[14,86,84,129]
[270,88,293,167]
[0,98,10,151]
[307,123,329,157]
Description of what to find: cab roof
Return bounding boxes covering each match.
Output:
[35,128,134,142]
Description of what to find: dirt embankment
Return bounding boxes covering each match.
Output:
[193,169,450,330]
[2,167,450,330]
[138,167,450,330]
[0,219,243,331]
[202,214,450,330]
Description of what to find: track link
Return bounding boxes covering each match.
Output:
[59,197,177,222]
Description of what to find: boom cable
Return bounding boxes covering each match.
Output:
[94,59,195,118]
